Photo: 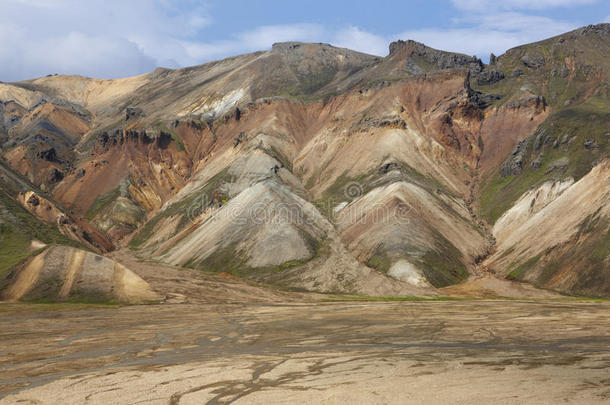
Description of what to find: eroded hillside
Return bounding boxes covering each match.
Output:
[1,24,609,297]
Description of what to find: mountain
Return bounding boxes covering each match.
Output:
[0,23,608,299]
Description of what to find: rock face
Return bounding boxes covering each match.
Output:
[0,246,160,303]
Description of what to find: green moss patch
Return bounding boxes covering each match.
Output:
[507,254,542,281]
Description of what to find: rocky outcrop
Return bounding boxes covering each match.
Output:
[505,95,547,110]
[388,40,483,74]
[125,106,143,121]
[18,190,114,252]
[95,129,156,151]
[501,139,528,177]
[476,70,505,85]
[521,52,546,69]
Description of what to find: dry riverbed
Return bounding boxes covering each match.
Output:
[0,300,609,404]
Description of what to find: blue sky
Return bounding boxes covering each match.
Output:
[1,0,608,81]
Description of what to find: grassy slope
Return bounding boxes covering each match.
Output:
[0,189,81,279]
[473,25,610,294]
[475,26,610,224]
[479,97,610,224]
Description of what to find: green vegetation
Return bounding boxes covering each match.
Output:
[259,144,293,172]
[296,66,338,95]
[315,171,368,218]
[0,190,81,279]
[507,254,542,281]
[365,231,468,289]
[367,254,392,274]
[479,163,548,225]
[505,217,610,296]
[419,247,468,288]
[188,237,330,279]
[85,186,120,220]
[0,302,121,313]
[475,27,610,225]
[591,228,610,262]
[313,161,457,221]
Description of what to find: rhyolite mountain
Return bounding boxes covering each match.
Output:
[1,23,608,298]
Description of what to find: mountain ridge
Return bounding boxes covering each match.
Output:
[1,23,608,300]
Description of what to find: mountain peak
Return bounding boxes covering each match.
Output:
[271,41,334,52]
[388,39,483,74]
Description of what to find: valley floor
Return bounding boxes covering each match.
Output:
[1,300,609,404]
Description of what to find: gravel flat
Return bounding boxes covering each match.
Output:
[1,300,609,404]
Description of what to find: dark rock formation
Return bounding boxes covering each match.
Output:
[506,96,547,110]
[95,129,159,151]
[389,40,483,74]
[476,70,505,86]
[378,162,402,174]
[47,168,64,183]
[37,148,58,162]
[501,139,528,177]
[27,194,40,206]
[521,53,545,69]
[156,131,172,149]
[125,107,143,121]
[234,132,246,147]
[469,91,502,108]
[534,130,548,152]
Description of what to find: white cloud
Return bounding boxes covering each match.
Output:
[238,24,325,50]
[424,12,578,57]
[23,32,156,79]
[174,24,325,66]
[333,27,388,56]
[322,10,580,61]
[0,0,211,81]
